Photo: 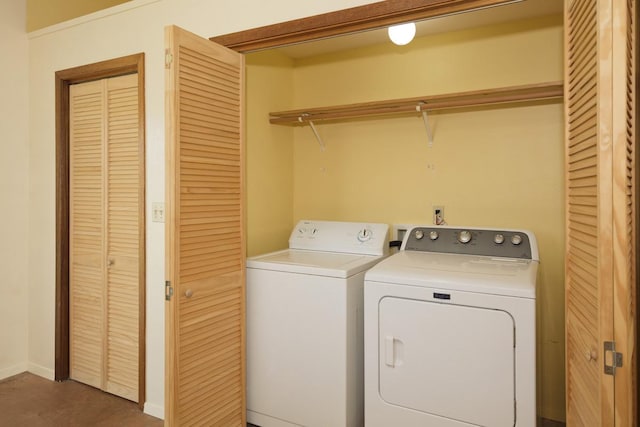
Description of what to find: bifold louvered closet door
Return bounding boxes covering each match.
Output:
[69,73,141,402]
[165,25,245,426]
[565,0,636,424]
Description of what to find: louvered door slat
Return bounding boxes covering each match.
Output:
[165,25,245,427]
[70,81,104,389]
[568,18,597,66]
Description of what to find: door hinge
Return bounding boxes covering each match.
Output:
[165,49,173,69]
[604,341,623,376]
[165,280,173,301]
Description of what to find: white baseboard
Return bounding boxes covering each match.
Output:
[27,362,54,381]
[144,402,164,420]
[0,362,28,380]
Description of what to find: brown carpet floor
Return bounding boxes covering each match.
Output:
[0,372,566,427]
[0,372,162,427]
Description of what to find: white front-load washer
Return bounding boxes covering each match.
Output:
[364,226,538,427]
[247,220,389,427]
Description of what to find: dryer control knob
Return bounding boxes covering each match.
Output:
[458,230,472,244]
[429,230,439,241]
[494,234,505,244]
[511,234,523,245]
[415,230,424,240]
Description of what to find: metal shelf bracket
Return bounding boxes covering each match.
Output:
[417,103,433,147]
[299,115,325,151]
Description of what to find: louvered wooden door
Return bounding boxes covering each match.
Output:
[70,73,142,402]
[164,26,245,426]
[564,0,636,425]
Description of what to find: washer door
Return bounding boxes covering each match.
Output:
[379,297,515,426]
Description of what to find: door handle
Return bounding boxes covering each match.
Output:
[385,335,395,367]
[185,289,193,298]
[107,258,114,268]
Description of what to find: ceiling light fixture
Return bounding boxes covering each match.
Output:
[388,22,416,46]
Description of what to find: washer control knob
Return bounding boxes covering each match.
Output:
[429,230,439,241]
[357,228,372,242]
[494,234,505,245]
[458,230,472,244]
[511,234,523,246]
[415,230,424,240]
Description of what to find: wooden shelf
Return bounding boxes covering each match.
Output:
[269,81,564,125]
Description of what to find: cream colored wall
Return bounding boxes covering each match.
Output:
[245,51,295,257]
[27,0,378,418]
[289,16,565,421]
[26,0,130,31]
[0,0,30,380]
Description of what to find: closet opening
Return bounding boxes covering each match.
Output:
[212,0,566,424]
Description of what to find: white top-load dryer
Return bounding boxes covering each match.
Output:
[364,226,538,427]
[247,220,389,427]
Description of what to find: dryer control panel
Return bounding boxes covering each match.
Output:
[289,220,389,256]
[403,226,537,260]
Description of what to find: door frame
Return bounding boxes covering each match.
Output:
[55,53,146,408]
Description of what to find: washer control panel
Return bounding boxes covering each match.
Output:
[289,220,389,256]
[404,226,534,260]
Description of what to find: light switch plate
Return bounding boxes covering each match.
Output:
[152,202,165,223]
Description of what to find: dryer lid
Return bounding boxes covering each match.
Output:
[365,251,537,298]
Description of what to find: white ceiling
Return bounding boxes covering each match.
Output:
[273,0,563,59]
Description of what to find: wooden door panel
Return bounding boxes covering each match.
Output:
[165,25,245,426]
[105,74,140,402]
[70,80,105,390]
[565,0,636,425]
[565,0,606,422]
[611,0,637,424]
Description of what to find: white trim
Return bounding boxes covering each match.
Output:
[144,402,164,420]
[0,362,28,380]
[28,0,162,39]
[27,362,55,381]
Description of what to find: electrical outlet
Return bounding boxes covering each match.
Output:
[433,206,445,225]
